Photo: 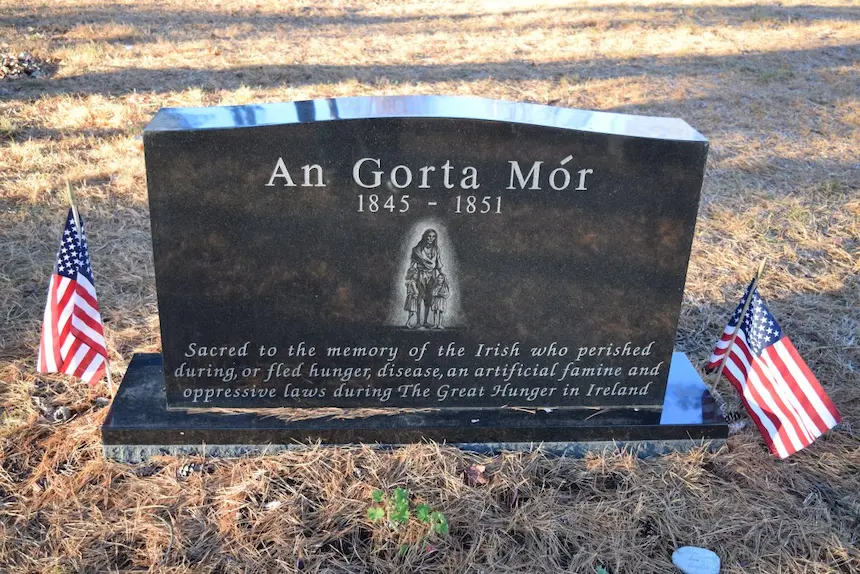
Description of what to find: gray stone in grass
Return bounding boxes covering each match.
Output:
[52,406,71,423]
[672,546,720,574]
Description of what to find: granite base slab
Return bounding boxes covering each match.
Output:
[102,353,728,463]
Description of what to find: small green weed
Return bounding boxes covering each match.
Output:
[367,487,449,551]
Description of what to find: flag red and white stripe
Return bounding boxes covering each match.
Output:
[38,209,107,386]
[707,280,840,458]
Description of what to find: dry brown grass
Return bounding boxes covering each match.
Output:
[1,0,859,571]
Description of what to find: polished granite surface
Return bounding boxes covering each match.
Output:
[146,95,707,142]
[103,352,727,462]
[144,96,709,410]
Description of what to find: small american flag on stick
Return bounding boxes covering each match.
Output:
[38,207,109,387]
[707,276,840,458]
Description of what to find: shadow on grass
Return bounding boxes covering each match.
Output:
[1,43,857,103]
[1,3,858,36]
[1,127,131,141]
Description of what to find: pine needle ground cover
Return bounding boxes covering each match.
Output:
[1,1,858,571]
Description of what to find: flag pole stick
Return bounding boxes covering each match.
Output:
[713,258,768,388]
[66,181,114,397]
[65,181,81,236]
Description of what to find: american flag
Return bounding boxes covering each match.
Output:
[38,209,107,386]
[707,280,840,458]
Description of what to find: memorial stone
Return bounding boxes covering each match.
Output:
[102,95,728,461]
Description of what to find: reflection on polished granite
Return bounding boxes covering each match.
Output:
[661,352,719,425]
[146,94,707,142]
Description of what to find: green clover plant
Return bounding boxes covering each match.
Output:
[366,487,449,549]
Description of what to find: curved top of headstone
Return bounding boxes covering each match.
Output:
[144,95,707,143]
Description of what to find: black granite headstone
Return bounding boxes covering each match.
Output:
[102,96,727,460]
[143,96,707,412]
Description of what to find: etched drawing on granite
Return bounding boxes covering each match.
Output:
[391,222,461,330]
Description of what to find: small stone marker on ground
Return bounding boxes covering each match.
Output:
[102,95,728,461]
[672,546,721,574]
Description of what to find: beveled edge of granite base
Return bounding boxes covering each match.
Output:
[103,438,726,464]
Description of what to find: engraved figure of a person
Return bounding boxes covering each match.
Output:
[408,229,444,329]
